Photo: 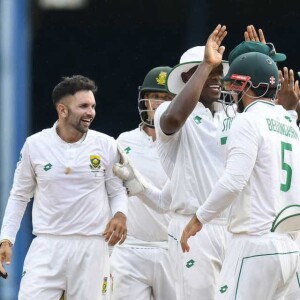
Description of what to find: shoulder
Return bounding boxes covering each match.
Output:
[88,129,117,145]
[155,101,171,118]
[25,128,52,144]
[117,128,139,142]
[88,129,114,140]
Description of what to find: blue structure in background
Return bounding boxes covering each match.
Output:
[0,1,32,299]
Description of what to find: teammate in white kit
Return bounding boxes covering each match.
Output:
[152,25,231,300]
[0,75,128,300]
[181,52,300,299]
[110,66,176,300]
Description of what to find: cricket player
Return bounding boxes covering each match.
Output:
[148,25,231,300]
[110,66,176,300]
[0,75,128,300]
[181,52,300,299]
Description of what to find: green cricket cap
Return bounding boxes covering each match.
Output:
[228,41,286,65]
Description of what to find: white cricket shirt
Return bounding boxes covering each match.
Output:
[117,126,171,247]
[0,123,128,244]
[197,101,300,235]
[154,101,230,223]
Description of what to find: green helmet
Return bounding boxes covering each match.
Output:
[138,66,172,127]
[221,52,279,112]
[223,52,279,95]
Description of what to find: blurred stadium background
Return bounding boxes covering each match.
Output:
[0,0,299,298]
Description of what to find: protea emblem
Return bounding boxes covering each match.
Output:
[156,71,167,86]
[90,155,101,170]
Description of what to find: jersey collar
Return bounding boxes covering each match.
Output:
[244,100,275,112]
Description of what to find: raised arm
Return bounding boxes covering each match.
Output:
[159,24,227,135]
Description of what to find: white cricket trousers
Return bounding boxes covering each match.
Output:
[284,234,300,300]
[18,234,108,300]
[168,214,229,300]
[216,232,299,300]
[110,246,176,300]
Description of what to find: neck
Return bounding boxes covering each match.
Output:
[200,99,215,114]
[143,124,156,141]
[56,123,85,143]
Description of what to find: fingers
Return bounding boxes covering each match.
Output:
[117,229,127,245]
[295,80,299,98]
[104,230,127,246]
[277,67,300,110]
[180,228,191,253]
[218,46,226,56]
[214,25,227,45]
[244,31,250,41]
[0,269,8,279]
[103,214,127,246]
[258,29,266,43]
[282,67,295,90]
[289,69,294,87]
[0,248,10,279]
[245,25,258,41]
[210,24,226,43]
[0,263,7,277]
[180,215,203,253]
[279,70,283,84]
[245,25,265,43]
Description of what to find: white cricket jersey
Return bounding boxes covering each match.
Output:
[0,123,128,244]
[154,101,231,223]
[197,100,300,235]
[117,126,171,246]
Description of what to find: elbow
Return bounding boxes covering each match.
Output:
[222,173,248,194]
[160,113,185,135]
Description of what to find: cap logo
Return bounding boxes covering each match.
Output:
[156,71,167,86]
[270,76,276,85]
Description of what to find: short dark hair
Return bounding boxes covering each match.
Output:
[251,86,277,100]
[52,75,98,106]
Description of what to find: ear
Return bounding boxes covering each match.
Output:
[56,103,68,118]
[181,72,189,83]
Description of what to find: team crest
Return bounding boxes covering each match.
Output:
[102,276,108,294]
[156,71,167,86]
[89,155,101,170]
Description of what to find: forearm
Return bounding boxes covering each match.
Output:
[138,181,171,213]
[160,62,213,134]
[109,193,128,217]
[197,149,255,224]
[0,197,29,244]
[196,177,239,224]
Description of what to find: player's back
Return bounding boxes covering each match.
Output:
[227,101,300,235]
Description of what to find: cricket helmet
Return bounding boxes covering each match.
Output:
[223,52,279,101]
[138,66,172,127]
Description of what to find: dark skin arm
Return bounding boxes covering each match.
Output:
[160,24,227,135]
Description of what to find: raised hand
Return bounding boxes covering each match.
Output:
[277,67,300,111]
[244,25,266,43]
[204,24,227,68]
